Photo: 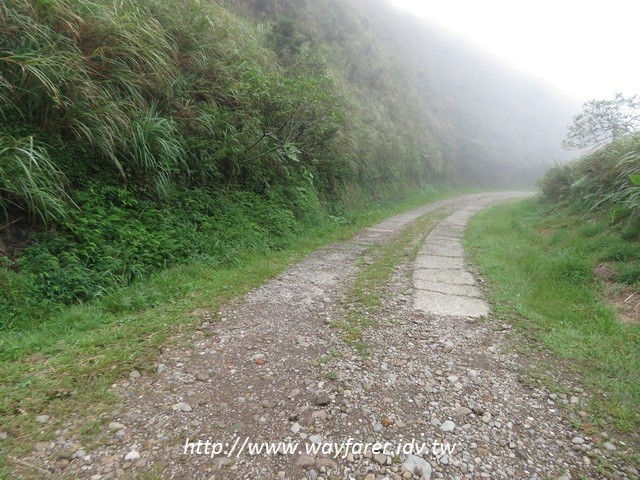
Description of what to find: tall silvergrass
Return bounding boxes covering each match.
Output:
[1,0,441,221]
[0,0,283,201]
[541,134,640,216]
[0,135,70,223]
[129,110,185,197]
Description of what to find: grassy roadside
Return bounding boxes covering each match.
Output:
[332,209,448,355]
[465,197,639,434]
[0,187,473,471]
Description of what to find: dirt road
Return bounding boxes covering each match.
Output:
[19,192,635,479]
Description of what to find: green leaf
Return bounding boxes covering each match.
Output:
[630,174,640,186]
[284,143,300,162]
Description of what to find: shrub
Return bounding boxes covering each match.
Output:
[539,163,574,201]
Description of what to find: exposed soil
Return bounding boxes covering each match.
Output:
[604,286,640,325]
[0,216,37,258]
[595,263,640,325]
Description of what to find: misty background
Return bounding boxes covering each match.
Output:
[230,0,579,186]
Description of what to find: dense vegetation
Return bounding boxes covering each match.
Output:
[541,134,640,219]
[0,0,572,328]
[540,135,640,295]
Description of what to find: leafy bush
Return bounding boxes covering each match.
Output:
[1,181,329,329]
[0,0,347,201]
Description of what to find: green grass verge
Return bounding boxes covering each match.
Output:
[465,197,640,433]
[0,187,472,473]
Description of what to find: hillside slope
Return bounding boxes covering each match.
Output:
[228,0,576,184]
[1,0,573,325]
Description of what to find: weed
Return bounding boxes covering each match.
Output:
[621,217,640,241]
[617,265,640,285]
[315,355,332,365]
[600,242,640,262]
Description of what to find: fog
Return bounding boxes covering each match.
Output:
[389,0,640,103]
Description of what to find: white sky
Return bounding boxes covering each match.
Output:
[389,0,640,103]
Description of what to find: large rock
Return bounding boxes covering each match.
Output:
[402,454,432,479]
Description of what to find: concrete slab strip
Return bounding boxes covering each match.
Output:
[414,281,484,298]
[414,290,490,318]
[413,269,477,285]
[420,245,465,258]
[414,255,465,270]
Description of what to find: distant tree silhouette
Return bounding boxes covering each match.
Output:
[564,93,640,150]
